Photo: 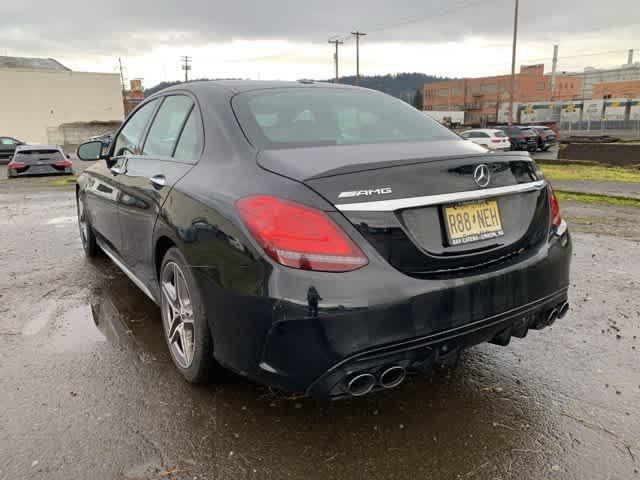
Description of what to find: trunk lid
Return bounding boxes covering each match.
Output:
[258,141,549,278]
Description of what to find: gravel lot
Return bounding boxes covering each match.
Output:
[1,162,639,480]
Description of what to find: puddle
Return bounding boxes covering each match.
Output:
[48,304,107,353]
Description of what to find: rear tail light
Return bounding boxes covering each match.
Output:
[54,159,72,168]
[7,161,26,170]
[548,184,562,227]
[237,195,368,272]
[491,139,501,143]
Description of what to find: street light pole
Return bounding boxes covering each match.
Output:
[508,0,519,126]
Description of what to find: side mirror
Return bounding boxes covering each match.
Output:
[77,140,105,161]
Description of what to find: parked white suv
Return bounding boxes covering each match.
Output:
[460,129,511,151]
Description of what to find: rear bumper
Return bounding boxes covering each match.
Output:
[8,166,73,177]
[193,228,571,398]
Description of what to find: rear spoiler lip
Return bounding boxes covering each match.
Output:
[335,179,547,212]
[306,151,532,181]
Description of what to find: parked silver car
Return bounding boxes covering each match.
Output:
[7,144,73,178]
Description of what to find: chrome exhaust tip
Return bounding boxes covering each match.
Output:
[379,365,406,389]
[347,373,376,397]
[546,308,558,326]
[558,302,569,318]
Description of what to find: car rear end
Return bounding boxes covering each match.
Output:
[7,146,73,178]
[489,130,511,151]
[219,86,571,399]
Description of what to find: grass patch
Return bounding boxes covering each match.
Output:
[49,176,77,187]
[556,191,640,208]
[541,164,640,183]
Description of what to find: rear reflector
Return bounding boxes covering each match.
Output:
[236,195,368,272]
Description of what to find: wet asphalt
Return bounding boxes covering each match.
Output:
[1,164,639,480]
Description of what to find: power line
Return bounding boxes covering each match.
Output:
[329,0,492,43]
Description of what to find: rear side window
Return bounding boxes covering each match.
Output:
[143,95,194,157]
[1,138,16,145]
[113,99,158,157]
[233,88,458,149]
[173,110,202,161]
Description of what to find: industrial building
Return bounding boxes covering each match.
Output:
[0,56,124,149]
[423,64,582,125]
[424,50,640,126]
[566,57,640,99]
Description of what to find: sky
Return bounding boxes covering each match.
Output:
[1,0,638,88]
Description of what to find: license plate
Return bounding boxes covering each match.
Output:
[443,200,504,245]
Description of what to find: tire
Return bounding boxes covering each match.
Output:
[77,194,100,257]
[160,247,218,383]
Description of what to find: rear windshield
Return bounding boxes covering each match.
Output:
[232,87,458,149]
[15,149,64,159]
[494,131,507,137]
[17,149,61,155]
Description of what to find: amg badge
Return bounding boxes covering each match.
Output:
[338,187,393,199]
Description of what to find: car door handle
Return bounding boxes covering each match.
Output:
[149,174,166,188]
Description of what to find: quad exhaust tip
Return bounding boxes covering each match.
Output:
[379,365,406,389]
[347,373,376,396]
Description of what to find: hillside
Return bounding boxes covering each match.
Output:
[143,73,449,100]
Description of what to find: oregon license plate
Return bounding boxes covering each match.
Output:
[444,200,504,245]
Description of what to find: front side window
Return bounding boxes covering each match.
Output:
[143,95,194,157]
[233,88,458,150]
[113,100,158,157]
[1,137,16,145]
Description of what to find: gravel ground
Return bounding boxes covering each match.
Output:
[1,163,639,480]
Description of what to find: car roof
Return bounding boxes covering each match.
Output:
[15,144,62,151]
[158,79,360,96]
[463,128,503,133]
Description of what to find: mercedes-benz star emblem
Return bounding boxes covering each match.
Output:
[473,164,491,188]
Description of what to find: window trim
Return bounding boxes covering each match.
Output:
[110,98,161,159]
[140,92,204,164]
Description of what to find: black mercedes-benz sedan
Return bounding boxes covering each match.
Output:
[75,80,571,399]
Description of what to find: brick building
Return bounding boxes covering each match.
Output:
[423,64,582,125]
[592,79,640,99]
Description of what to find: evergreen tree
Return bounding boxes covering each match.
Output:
[413,87,424,110]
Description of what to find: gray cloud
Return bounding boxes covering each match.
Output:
[2,0,638,57]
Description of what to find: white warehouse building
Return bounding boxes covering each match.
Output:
[0,56,124,148]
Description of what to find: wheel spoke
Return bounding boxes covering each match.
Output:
[161,261,197,369]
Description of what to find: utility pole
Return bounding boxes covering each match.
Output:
[180,56,192,83]
[351,31,367,86]
[550,44,559,101]
[118,57,127,114]
[328,39,344,83]
[508,0,519,126]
